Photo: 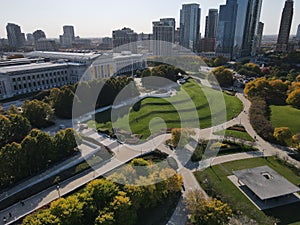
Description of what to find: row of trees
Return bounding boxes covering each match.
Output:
[245,78,300,147]
[244,77,300,108]
[233,62,261,77]
[0,128,80,189]
[22,158,183,225]
[141,65,186,89]
[48,76,137,119]
[248,97,275,142]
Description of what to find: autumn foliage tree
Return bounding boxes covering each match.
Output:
[209,66,233,87]
[22,159,183,225]
[171,128,196,147]
[185,189,232,225]
[273,127,293,146]
[286,89,300,108]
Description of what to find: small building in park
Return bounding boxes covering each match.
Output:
[230,166,300,210]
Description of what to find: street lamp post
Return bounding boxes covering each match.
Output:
[56,184,61,198]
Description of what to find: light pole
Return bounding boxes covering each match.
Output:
[56,184,61,198]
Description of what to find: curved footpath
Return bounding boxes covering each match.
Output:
[0,85,299,225]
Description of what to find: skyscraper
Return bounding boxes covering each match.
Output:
[159,18,176,43]
[180,3,201,52]
[152,19,174,55]
[6,23,25,48]
[276,0,294,52]
[205,9,218,38]
[256,22,264,52]
[296,24,300,41]
[216,0,238,56]
[59,25,75,48]
[112,27,138,53]
[33,30,46,42]
[233,0,263,58]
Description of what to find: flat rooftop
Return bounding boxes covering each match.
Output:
[25,51,101,61]
[0,62,69,74]
[233,166,300,200]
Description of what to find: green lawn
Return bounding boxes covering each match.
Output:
[194,157,300,225]
[270,105,300,135]
[90,79,243,139]
[214,129,255,142]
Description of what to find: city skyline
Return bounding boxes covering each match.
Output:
[0,0,299,39]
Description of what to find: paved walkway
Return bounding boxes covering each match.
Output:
[0,133,172,225]
[0,140,99,204]
[1,76,300,225]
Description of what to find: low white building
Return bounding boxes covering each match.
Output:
[0,51,147,100]
[0,62,85,99]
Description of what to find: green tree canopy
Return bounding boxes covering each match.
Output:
[210,66,233,87]
[22,99,54,128]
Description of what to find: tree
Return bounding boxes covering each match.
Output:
[22,100,54,128]
[85,179,119,210]
[268,79,288,105]
[50,195,84,225]
[0,115,11,148]
[52,86,78,119]
[185,189,232,225]
[0,105,4,115]
[210,66,233,87]
[274,127,293,146]
[0,142,23,186]
[22,209,61,225]
[213,56,228,67]
[141,68,151,77]
[171,128,196,147]
[286,89,300,109]
[244,77,270,99]
[95,211,115,225]
[130,158,152,177]
[159,168,183,193]
[110,191,136,225]
[8,114,31,143]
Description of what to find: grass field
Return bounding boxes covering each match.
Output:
[194,157,300,225]
[214,129,255,142]
[91,79,243,139]
[270,105,300,135]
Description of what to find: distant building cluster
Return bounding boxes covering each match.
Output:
[1,0,299,58]
[0,0,298,100]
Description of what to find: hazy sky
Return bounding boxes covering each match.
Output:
[0,0,299,38]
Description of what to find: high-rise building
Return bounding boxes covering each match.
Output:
[255,22,264,52]
[152,19,174,55]
[35,38,57,51]
[276,0,294,52]
[216,0,238,56]
[33,30,46,42]
[159,18,176,43]
[6,23,25,48]
[175,28,180,44]
[179,3,201,52]
[296,24,300,41]
[233,0,263,58]
[205,9,218,38]
[112,27,138,53]
[199,38,216,52]
[26,33,34,45]
[59,25,75,48]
